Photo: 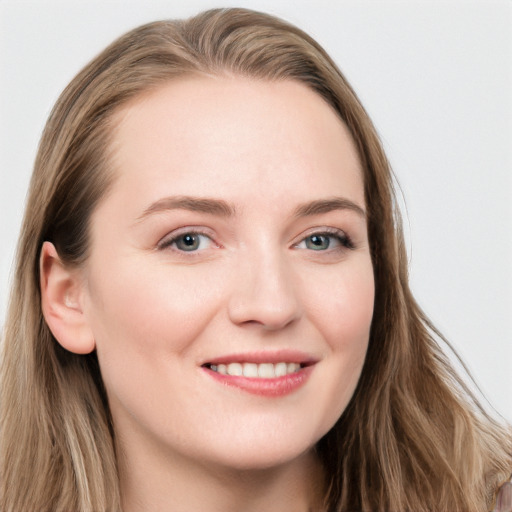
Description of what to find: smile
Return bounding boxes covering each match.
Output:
[204,362,303,378]
[201,352,317,397]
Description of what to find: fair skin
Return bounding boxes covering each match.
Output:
[41,76,375,511]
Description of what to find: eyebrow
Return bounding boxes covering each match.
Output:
[137,196,236,221]
[137,195,365,222]
[294,197,366,218]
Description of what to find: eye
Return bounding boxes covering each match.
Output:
[304,234,333,251]
[295,230,353,251]
[159,231,214,252]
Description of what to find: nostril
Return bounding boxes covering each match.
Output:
[227,260,300,330]
[228,300,300,331]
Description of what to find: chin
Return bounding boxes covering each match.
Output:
[192,430,323,472]
[212,447,315,473]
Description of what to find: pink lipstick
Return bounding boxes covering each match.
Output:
[200,350,317,397]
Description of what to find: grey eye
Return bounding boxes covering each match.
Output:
[161,232,213,252]
[175,234,201,251]
[304,234,331,251]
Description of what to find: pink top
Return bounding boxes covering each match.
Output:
[493,478,512,512]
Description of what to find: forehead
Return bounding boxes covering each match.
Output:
[107,76,364,210]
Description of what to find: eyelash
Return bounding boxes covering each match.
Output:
[293,228,354,252]
[157,227,354,254]
[157,229,215,253]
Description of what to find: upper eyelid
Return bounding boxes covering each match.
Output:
[155,225,352,249]
[157,227,216,249]
[292,227,355,252]
[292,226,349,242]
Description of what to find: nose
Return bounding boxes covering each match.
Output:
[227,248,301,331]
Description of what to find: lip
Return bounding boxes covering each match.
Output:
[202,349,318,366]
[200,350,318,397]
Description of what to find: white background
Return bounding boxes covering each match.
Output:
[1,1,511,422]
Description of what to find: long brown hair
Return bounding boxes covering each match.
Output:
[1,8,510,511]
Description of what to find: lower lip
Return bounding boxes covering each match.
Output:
[202,365,314,397]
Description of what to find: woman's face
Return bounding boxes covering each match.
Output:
[80,76,374,470]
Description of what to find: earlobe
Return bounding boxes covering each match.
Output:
[40,241,96,354]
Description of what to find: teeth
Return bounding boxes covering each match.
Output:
[227,362,243,376]
[287,363,298,374]
[258,363,274,378]
[275,362,287,377]
[210,362,302,378]
[243,363,258,377]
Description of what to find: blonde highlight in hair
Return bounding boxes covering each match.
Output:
[1,8,510,511]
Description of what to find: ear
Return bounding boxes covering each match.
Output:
[40,241,96,354]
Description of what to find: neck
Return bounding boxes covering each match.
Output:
[118,439,326,512]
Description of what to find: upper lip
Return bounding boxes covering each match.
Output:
[201,350,319,367]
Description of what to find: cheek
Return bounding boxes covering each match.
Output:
[327,261,374,380]
[303,259,374,423]
[84,259,226,362]
[83,260,230,432]
[308,258,375,349]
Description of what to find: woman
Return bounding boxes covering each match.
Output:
[1,7,510,512]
